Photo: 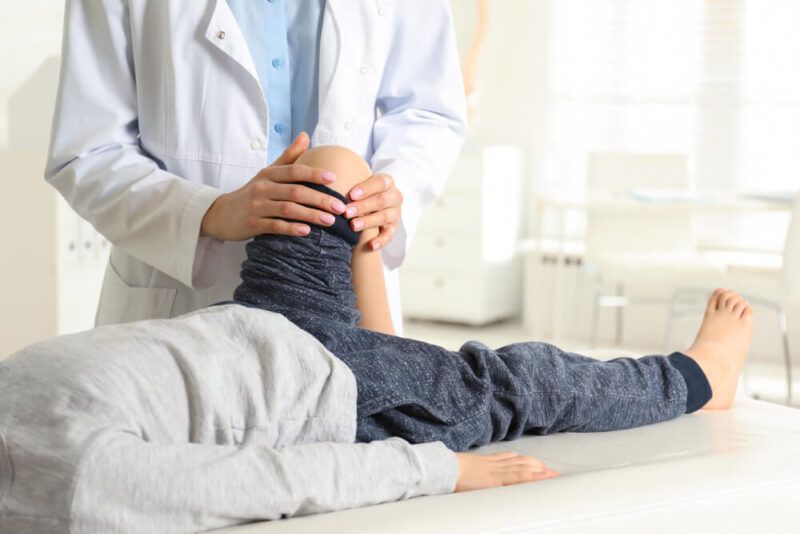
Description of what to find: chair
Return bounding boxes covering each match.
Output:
[664,192,799,404]
[584,152,697,346]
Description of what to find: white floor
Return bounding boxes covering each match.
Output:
[405,317,799,408]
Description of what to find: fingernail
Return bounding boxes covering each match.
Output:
[331,201,346,213]
[346,206,357,218]
[371,241,381,251]
[320,213,335,225]
[353,220,365,231]
[350,188,364,200]
[322,171,336,182]
[297,225,311,235]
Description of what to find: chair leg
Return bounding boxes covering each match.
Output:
[591,290,601,349]
[614,283,625,346]
[777,307,793,405]
[664,292,678,353]
[740,293,793,405]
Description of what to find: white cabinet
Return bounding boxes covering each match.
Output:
[401,143,524,325]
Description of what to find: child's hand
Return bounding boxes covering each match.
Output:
[454,451,559,492]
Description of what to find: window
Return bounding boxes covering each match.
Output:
[742,0,800,193]
[546,0,800,195]
[544,0,799,252]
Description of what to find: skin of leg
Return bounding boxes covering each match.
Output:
[295,146,557,490]
[295,146,395,335]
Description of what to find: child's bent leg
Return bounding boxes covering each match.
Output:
[295,145,395,334]
[296,145,372,200]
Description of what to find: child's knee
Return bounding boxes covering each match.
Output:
[296,145,372,197]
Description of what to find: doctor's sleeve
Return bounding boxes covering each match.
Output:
[44,0,222,289]
[71,434,458,531]
[370,0,468,270]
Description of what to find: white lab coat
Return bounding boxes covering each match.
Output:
[46,0,467,328]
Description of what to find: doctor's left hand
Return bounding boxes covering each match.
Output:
[344,174,403,251]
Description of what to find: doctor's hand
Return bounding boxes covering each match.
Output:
[201,133,348,241]
[344,173,403,251]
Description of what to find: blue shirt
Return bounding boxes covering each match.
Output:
[226,0,325,164]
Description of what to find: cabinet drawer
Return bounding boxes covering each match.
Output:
[404,233,483,272]
[400,270,487,324]
[418,194,483,235]
[400,262,522,325]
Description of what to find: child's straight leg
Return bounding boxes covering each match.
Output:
[347,334,704,451]
[348,289,752,451]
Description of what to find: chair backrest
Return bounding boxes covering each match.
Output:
[587,152,690,194]
[782,192,800,297]
[585,152,693,258]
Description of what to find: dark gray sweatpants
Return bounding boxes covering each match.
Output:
[230,212,712,452]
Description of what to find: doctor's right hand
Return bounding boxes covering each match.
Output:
[200,133,347,241]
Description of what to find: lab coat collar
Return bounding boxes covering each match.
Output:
[204,0,344,144]
[316,0,344,144]
[203,0,259,83]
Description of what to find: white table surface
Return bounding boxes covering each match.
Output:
[218,398,800,534]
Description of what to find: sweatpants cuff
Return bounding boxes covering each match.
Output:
[668,352,713,413]
[298,182,361,245]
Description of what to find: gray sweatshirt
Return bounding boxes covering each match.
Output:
[0,304,458,534]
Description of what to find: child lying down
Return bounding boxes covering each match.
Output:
[0,146,753,533]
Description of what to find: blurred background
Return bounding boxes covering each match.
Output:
[1,1,799,405]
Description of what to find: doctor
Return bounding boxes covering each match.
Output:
[46,0,466,332]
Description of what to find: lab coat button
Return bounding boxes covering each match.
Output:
[274,123,285,134]
[216,31,226,40]
[360,66,368,75]
[272,58,284,69]
[377,7,386,16]
[344,121,353,131]
[250,140,261,150]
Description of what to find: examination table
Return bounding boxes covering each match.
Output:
[219,398,800,533]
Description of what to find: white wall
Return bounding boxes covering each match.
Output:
[0,2,65,357]
[0,1,65,148]
[0,1,104,358]
[450,0,550,233]
[2,1,796,366]
[449,1,800,367]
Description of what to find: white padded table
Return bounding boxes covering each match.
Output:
[219,398,800,533]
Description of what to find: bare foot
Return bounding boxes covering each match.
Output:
[454,451,559,492]
[684,288,754,410]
